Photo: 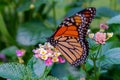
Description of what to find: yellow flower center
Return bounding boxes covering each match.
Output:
[42,51,45,55]
[54,52,61,57]
[40,48,47,55]
[41,55,48,60]
[52,57,58,62]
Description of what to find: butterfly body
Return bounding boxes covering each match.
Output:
[47,7,96,66]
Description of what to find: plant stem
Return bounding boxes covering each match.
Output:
[81,64,90,80]
[98,45,102,79]
[40,65,53,79]
[113,0,117,10]
[93,58,98,80]
[93,45,101,80]
[95,45,101,59]
[0,13,17,46]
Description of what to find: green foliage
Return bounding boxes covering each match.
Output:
[0,46,18,59]
[17,0,47,12]
[45,76,59,80]
[101,42,120,55]
[0,13,14,45]
[96,7,118,18]
[65,7,83,17]
[0,0,120,80]
[107,15,120,24]
[27,57,46,78]
[16,21,53,46]
[0,63,32,80]
[0,57,57,80]
[103,48,120,64]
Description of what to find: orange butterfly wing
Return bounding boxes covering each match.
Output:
[47,7,96,66]
[54,25,78,38]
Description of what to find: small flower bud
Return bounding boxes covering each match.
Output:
[88,33,94,39]
[16,49,26,57]
[30,4,35,9]
[0,54,6,59]
[80,77,85,80]
[99,24,109,32]
[107,32,113,38]
[0,53,6,62]
[100,24,109,30]
[87,29,91,34]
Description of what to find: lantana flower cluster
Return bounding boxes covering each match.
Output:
[88,23,113,44]
[33,42,65,66]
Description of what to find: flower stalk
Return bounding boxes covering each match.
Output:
[88,23,113,80]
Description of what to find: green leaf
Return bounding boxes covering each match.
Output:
[17,0,46,12]
[51,63,80,80]
[85,60,93,71]
[43,65,53,79]
[17,2,31,12]
[101,42,120,55]
[91,42,120,68]
[96,7,118,18]
[102,48,120,64]
[109,65,120,80]
[27,57,46,78]
[88,38,99,55]
[65,7,83,17]
[17,0,64,12]
[45,76,59,80]
[107,15,120,24]
[107,24,120,35]
[16,21,53,46]
[0,46,18,59]
[0,13,12,41]
[0,1,8,11]
[51,64,69,79]
[0,63,32,80]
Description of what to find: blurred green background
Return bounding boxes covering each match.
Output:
[0,0,120,80]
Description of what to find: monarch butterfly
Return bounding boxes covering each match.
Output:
[47,7,96,66]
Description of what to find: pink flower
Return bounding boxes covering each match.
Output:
[95,32,106,44]
[32,49,38,53]
[32,49,41,54]
[100,24,109,30]
[47,49,53,54]
[0,54,6,59]
[16,49,25,57]
[45,58,53,66]
[34,53,41,58]
[58,56,65,63]
[0,53,6,62]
